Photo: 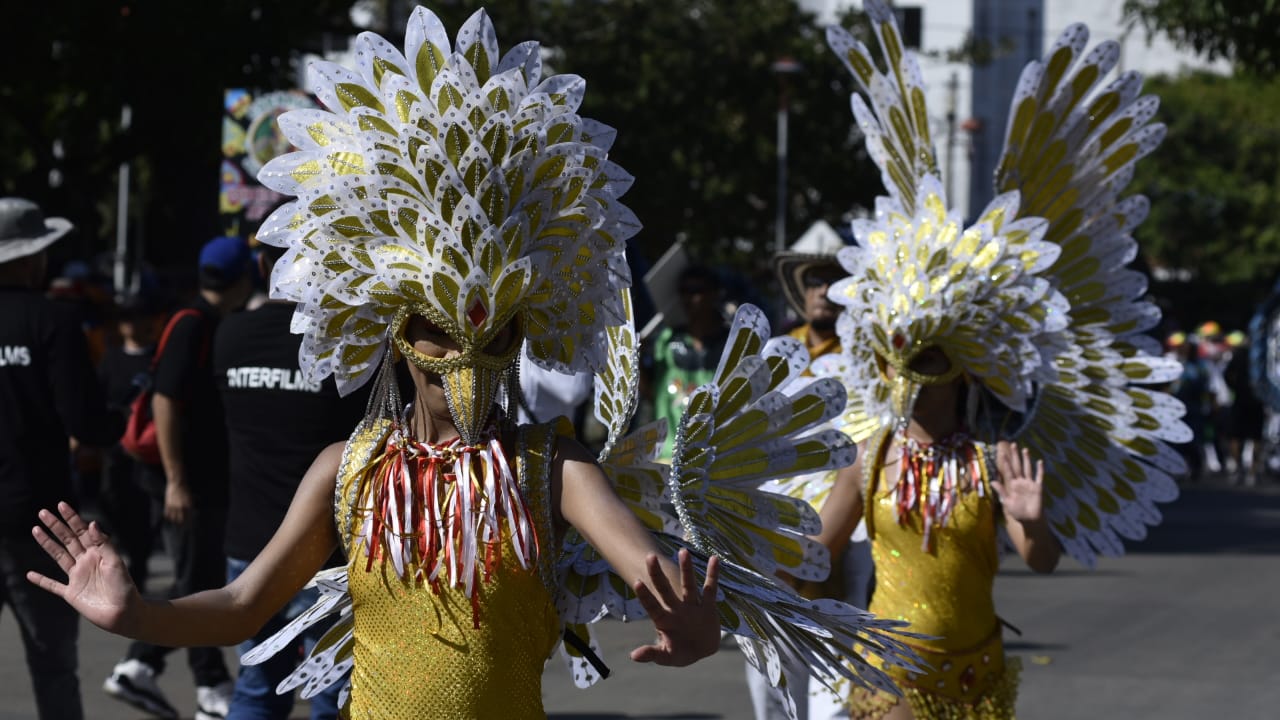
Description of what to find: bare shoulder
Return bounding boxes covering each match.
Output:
[552,433,596,467]
[318,440,348,468]
[299,441,348,490]
[838,438,870,491]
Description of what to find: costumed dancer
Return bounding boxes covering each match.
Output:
[750,235,877,720]
[27,9,924,720]
[812,2,1190,717]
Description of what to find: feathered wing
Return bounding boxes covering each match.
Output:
[826,0,937,216]
[556,304,924,700]
[257,7,637,397]
[592,288,642,462]
[825,1,1188,568]
[240,567,355,705]
[989,23,1189,566]
[667,305,922,696]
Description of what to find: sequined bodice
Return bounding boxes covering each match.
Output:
[335,422,561,719]
[866,435,999,650]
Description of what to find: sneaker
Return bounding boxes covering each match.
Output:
[102,659,179,719]
[195,680,235,720]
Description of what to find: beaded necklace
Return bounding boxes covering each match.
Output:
[351,414,538,627]
[893,429,984,551]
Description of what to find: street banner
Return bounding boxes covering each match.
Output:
[220,88,316,238]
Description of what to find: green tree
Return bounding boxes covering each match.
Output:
[1,0,352,270]
[1123,0,1280,78]
[1133,71,1280,325]
[430,0,878,269]
[3,1,880,278]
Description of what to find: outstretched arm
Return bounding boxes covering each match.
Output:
[993,440,1061,574]
[29,441,346,646]
[815,452,866,559]
[555,437,721,666]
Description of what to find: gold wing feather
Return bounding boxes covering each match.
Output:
[990,23,1187,566]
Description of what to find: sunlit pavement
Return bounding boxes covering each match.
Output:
[2,479,1276,718]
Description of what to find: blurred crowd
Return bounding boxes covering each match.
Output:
[1164,321,1267,485]
[4,189,1277,720]
[2,196,366,720]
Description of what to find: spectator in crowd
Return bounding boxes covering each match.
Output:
[213,243,368,719]
[746,237,872,720]
[1196,321,1232,473]
[103,235,253,720]
[1223,331,1264,485]
[96,288,167,590]
[645,264,730,458]
[774,235,845,359]
[0,197,116,720]
[1170,333,1212,482]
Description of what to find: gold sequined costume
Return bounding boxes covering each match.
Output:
[334,421,561,719]
[847,433,1019,720]
[239,5,932,711]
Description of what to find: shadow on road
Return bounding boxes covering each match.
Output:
[1004,640,1069,652]
[1131,486,1280,555]
[999,568,1132,577]
[550,716,720,719]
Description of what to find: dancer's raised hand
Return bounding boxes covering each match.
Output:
[630,548,721,666]
[993,440,1046,523]
[27,502,141,634]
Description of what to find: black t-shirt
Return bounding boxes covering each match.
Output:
[98,344,153,418]
[152,298,228,499]
[214,302,368,560]
[0,287,114,535]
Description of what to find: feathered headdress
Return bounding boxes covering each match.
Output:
[824,0,1190,565]
[244,9,927,712]
[256,8,638,443]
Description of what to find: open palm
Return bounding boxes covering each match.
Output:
[630,549,722,666]
[993,441,1046,523]
[27,503,140,634]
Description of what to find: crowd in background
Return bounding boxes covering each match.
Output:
[1165,321,1268,485]
[2,196,362,720]
[3,192,1277,720]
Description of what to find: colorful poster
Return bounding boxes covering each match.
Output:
[220,89,316,237]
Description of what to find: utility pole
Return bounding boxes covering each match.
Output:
[945,71,958,200]
[114,104,132,297]
[771,57,802,253]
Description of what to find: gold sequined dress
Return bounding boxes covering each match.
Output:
[334,422,562,720]
[849,433,1020,719]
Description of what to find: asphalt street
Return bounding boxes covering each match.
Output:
[1,481,1277,719]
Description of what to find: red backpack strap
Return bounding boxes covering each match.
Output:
[150,308,207,372]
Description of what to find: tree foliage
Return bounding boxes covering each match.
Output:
[1133,71,1280,323]
[1123,0,1280,78]
[2,1,880,277]
[422,0,879,268]
[1,0,353,269]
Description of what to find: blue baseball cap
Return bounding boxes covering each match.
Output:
[198,235,251,289]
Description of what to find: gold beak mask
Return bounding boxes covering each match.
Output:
[391,304,524,446]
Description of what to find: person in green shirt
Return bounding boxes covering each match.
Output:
[647,265,729,459]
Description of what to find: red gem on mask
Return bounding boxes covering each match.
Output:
[892,332,905,349]
[467,299,488,327]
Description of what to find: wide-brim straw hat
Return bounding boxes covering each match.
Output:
[0,197,72,264]
[773,221,846,315]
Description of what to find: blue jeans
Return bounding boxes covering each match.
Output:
[127,503,231,686]
[226,557,344,720]
[0,535,83,720]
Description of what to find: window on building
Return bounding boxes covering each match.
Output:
[894,6,923,49]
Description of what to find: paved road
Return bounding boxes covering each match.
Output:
[2,482,1277,719]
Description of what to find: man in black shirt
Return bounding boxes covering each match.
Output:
[96,289,166,590]
[0,197,115,720]
[104,236,253,720]
[214,244,367,719]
